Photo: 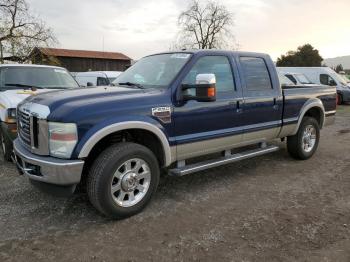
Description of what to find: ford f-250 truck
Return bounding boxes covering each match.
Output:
[13,50,336,219]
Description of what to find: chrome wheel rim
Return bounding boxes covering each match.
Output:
[302,125,317,153]
[111,158,151,207]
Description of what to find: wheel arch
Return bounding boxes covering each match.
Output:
[292,98,325,135]
[78,121,174,167]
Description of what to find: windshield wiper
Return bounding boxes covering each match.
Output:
[118,82,145,89]
[5,83,44,90]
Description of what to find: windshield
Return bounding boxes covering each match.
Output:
[0,67,79,91]
[338,74,350,84]
[113,53,191,89]
[295,74,313,84]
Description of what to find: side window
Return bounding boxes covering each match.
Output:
[320,74,336,86]
[285,74,297,85]
[183,56,235,94]
[240,57,272,91]
[97,77,109,86]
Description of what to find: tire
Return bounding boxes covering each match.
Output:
[287,117,320,160]
[87,142,160,219]
[0,129,12,161]
[337,93,343,105]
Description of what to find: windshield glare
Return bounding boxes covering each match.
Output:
[0,67,79,91]
[295,74,312,84]
[338,74,350,84]
[113,53,191,88]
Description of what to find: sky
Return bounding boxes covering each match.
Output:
[29,0,350,61]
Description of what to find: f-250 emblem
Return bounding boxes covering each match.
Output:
[152,107,171,124]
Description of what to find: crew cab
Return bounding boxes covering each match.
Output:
[0,64,79,161]
[13,50,336,219]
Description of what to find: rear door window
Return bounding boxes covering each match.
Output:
[239,57,272,91]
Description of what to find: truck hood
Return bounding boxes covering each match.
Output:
[24,86,166,122]
[1,89,56,109]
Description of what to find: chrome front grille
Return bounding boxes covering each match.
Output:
[18,109,32,147]
[17,103,50,155]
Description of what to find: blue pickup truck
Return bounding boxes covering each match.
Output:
[13,50,336,218]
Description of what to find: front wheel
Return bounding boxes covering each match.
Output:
[87,142,160,219]
[287,117,320,160]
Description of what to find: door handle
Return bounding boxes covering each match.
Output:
[234,99,244,113]
[273,98,279,110]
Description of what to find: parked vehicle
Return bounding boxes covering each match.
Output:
[0,64,80,161]
[280,72,314,85]
[75,71,122,87]
[13,50,336,218]
[278,67,350,104]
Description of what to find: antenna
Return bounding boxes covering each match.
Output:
[102,36,105,52]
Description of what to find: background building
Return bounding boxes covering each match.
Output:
[30,47,132,72]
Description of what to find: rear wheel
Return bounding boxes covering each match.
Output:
[87,142,160,219]
[287,117,320,160]
[0,129,12,161]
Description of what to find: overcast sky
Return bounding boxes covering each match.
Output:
[29,0,350,60]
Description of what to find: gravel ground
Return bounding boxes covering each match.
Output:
[0,106,350,262]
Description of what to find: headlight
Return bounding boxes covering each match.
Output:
[5,108,17,123]
[49,122,78,159]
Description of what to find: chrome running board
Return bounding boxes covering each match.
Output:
[169,145,279,176]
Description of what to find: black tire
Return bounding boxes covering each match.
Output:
[337,93,343,105]
[87,142,160,219]
[0,129,12,161]
[287,117,320,160]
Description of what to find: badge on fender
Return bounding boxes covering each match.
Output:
[152,107,171,124]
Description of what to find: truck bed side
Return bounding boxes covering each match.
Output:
[279,86,336,138]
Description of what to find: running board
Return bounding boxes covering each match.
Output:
[169,145,279,176]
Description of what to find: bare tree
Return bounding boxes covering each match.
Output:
[0,0,56,63]
[176,0,236,50]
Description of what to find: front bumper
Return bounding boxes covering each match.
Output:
[339,89,350,102]
[1,122,17,141]
[13,139,84,186]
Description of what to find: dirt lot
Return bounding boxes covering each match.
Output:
[0,106,350,262]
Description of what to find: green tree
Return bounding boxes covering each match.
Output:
[334,64,344,73]
[276,44,323,67]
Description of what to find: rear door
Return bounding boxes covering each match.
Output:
[236,55,283,143]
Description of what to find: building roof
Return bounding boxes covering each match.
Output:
[38,48,131,61]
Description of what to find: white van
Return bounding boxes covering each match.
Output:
[75,71,122,87]
[277,67,350,104]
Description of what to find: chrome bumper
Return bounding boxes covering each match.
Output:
[13,139,84,185]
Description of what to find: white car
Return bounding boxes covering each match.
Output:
[0,64,80,160]
[75,71,123,87]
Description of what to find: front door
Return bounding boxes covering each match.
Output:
[172,54,244,160]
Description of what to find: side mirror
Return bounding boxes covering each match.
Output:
[182,73,216,102]
[86,82,94,87]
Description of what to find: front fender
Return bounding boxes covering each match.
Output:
[73,116,174,166]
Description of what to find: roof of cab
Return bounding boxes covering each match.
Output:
[149,49,270,58]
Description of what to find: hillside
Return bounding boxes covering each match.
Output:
[323,56,350,69]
